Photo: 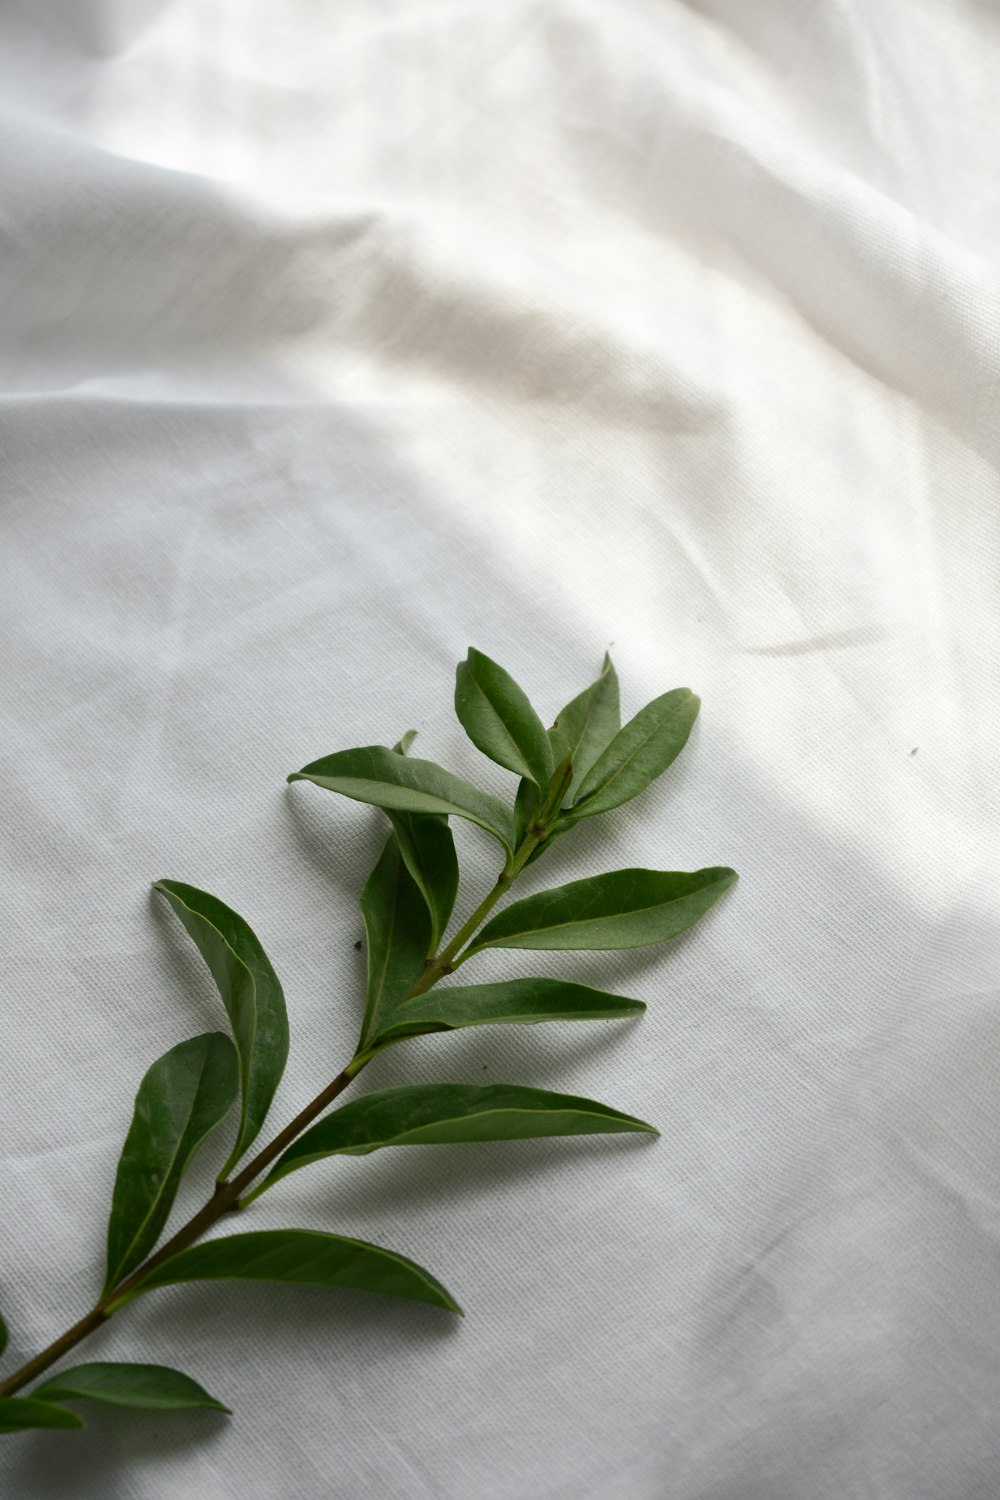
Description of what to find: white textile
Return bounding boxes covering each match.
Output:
[1,3,999,1496]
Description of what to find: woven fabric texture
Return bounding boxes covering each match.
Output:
[1,3,998,1496]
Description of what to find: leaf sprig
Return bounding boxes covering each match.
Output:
[0,649,736,1436]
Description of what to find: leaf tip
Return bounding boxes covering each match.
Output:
[433,1281,464,1316]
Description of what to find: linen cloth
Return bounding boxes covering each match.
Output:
[1,2,998,1496]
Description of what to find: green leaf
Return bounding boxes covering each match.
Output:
[517,643,615,851]
[369,977,645,1047]
[104,1033,239,1293]
[566,687,700,821]
[359,837,431,1047]
[255,1082,656,1193]
[289,746,515,856]
[514,755,572,865]
[153,882,290,1178]
[513,777,540,845]
[465,867,737,954]
[33,1363,229,1414]
[523,833,560,866]
[388,732,458,951]
[549,652,621,797]
[387,811,458,954]
[0,1398,85,1433]
[118,1230,462,1315]
[519,821,571,868]
[454,649,553,789]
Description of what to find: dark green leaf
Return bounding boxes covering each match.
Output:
[119,1230,462,1315]
[388,731,458,951]
[369,977,645,1047]
[387,813,458,953]
[566,687,700,821]
[465,867,737,953]
[105,1032,239,1293]
[454,649,553,789]
[256,1082,656,1193]
[514,761,572,864]
[153,882,290,1177]
[523,832,560,866]
[0,1398,84,1433]
[33,1363,229,1414]
[549,652,621,798]
[359,837,431,1047]
[289,746,514,856]
[513,777,540,846]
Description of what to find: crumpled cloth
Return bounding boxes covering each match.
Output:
[1,3,998,1497]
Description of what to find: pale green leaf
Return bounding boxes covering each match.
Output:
[33,1363,229,1414]
[152,882,289,1177]
[465,867,737,953]
[455,649,553,788]
[118,1230,462,1315]
[104,1032,239,1292]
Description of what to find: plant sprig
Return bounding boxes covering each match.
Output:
[0,649,737,1436]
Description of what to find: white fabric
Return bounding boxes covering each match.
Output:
[2,2,998,1495]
